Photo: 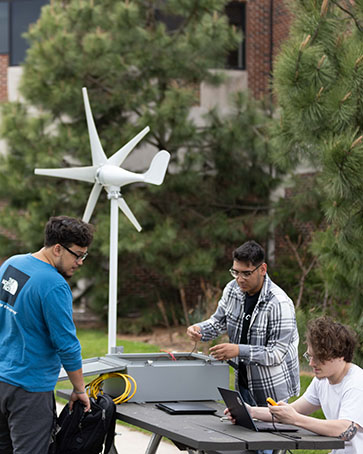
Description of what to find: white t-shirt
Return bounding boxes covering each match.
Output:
[304,363,363,454]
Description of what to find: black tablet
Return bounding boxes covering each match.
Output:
[155,402,217,415]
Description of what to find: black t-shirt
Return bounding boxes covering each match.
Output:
[238,291,260,389]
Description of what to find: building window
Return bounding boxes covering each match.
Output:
[3,0,245,68]
[225,1,246,70]
[154,8,183,32]
[0,1,9,54]
[155,1,246,71]
[8,0,49,66]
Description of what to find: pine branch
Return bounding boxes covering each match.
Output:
[285,234,317,308]
[337,134,363,172]
[330,0,363,32]
[170,2,200,39]
[285,234,305,271]
[294,35,311,82]
[208,202,270,212]
[85,76,113,95]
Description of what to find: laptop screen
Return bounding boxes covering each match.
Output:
[218,387,299,432]
[218,387,257,430]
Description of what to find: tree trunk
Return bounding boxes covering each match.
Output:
[170,303,179,327]
[179,287,190,326]
[157,299,173,343]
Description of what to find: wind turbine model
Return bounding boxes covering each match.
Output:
[35,87,170,353]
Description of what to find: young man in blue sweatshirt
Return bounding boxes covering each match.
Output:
[0,215,94,454]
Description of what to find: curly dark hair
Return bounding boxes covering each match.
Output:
[306,316,357,363]
[44,216,94,248]
[233,240,265,266]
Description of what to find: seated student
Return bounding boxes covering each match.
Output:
[226,316,363,454]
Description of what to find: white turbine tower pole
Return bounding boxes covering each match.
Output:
[109,189,119,352]
[35,87,170,354]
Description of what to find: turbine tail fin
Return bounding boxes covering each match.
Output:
[143,150,170,185]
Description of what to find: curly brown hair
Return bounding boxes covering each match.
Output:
[44,216,94,248]
[306,316,357,363]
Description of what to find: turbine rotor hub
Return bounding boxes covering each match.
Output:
[107,187,121,200]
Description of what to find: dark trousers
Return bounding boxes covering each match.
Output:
[237,384,273,454]
[0,380,55,454]
[238,384,257,406]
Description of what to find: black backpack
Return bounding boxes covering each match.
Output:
[54,393,117,454]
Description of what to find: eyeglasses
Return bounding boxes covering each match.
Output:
[60,244,88,262]
[303,352,314,363]
[229,263,263,279]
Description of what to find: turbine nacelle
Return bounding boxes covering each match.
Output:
[96,165,140,187]
[95,151,169,188]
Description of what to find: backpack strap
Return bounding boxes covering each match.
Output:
[48,393,58,454]
[103,407,117,454]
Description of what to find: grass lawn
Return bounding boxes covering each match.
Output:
[56,328,329,453]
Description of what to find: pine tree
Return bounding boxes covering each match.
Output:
[271,0,363,338]
[121,92,281,325]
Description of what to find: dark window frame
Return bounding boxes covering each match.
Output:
[155,1,246,71]
[0,1,9,54]
[0,0,49,66]
[225,1,246,70]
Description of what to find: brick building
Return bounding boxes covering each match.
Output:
[0,0,291,103]
[245,0,291,98]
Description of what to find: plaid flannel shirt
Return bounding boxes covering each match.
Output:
[198,273,300,405]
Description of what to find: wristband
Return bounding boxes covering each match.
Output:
[73,390,86,395]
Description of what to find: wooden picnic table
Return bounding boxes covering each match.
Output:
[57,390,344,454]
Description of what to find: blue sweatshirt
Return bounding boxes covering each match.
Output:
[0,254,82,391]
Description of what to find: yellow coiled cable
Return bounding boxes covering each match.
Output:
[86,372,137,404]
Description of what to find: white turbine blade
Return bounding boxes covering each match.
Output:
[82,87,107,166]
[82,182,103,222]
[34,166,96,183]
[118,197,142,232]
[143,150,170,185]
[108,126,150,167]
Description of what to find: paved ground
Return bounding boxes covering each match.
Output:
[113,421,180,454]
[56,403,180,454]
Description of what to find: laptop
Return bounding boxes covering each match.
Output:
[218,387,298,432]
[155,402,217,415]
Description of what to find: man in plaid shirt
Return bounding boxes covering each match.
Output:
[187,240,300,406]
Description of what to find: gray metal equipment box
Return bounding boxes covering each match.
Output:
[58,352,230,403]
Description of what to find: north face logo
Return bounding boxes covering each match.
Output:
[2,277,18,295]
[0,265,30,307]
